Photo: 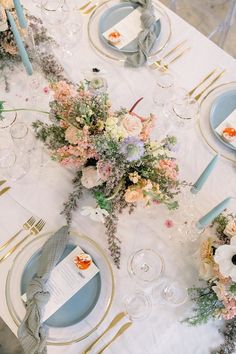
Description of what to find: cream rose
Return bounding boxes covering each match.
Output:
[199,261,214,281]
[81,166,103,189]
[121,114,142,137]
[224,219,236,238]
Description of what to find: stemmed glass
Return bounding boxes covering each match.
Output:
[153,72,175,107]
[10,122,35,153]
[164,88,199,129]
[152,277,188,307]
[0,147,30,181]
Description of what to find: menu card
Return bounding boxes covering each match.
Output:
[103,8,160,50]
[22,245,99,322]
[215,109,236,148]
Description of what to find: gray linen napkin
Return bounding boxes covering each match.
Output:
[18,226,69,354]
[125,0,159,67]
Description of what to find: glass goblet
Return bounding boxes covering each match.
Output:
[0,148,30,181]
[153,72,175,107]
[0,104,17,130]
[10,122,35,153]
[152,277,188,307]
[123,291,152,321]
[128,249,164,284]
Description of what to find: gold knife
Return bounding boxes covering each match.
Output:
[194,69,226,101]
[98,322,132,354]
[82,312,126,354]
[0,186,10,196]
[0,180,6,187]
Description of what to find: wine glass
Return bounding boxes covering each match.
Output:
[10,122,36,153]
[128,249,164,284]
[164,88,199,128]
[123,291,152,321]
[153,72,175,107]
[0,147,30,181]
[0,104,17,130]
[152,277,188,307]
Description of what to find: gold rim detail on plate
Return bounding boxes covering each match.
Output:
[5,230,115,346]
[198,81,236,163]
[87,0,172,63]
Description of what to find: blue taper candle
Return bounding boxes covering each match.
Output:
[191,154,219,194]
[13,0,27,28]
[196,197,231,229]
[6,10,32,75]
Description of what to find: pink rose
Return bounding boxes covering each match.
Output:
[121,114,142,137]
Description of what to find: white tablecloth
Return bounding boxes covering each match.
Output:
[0,1,236,353]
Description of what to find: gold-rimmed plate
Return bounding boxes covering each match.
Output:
[198,81,236,163]
[6,231,115,346]
[87,0,172,63]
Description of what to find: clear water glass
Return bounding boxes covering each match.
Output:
[41,0,69,27]
[123,291,152,320]
[10,122,35,153]
[0,148,30,181]
[128,249,164,284]
[153,72,175,107]
[164,88,199,128]
[152,277,188,307]
[0,105,17,130]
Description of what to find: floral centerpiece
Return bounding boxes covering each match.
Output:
[32,78,180,267]
[185,213,236,354]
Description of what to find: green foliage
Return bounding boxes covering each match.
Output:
[93,190,112,212]
[229,283,236,296]
[184,286,224,326]
[32,120,67,150]
[213,214,229,234]
[0,100,4,120]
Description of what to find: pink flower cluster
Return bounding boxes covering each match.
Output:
[222,297,236,320]
[156,159,178,181]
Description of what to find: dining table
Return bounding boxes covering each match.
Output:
[0,0,236,353]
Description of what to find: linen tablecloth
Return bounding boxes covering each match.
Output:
[0,1,236,353]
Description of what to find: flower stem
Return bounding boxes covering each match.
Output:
[129,97,144,113]
[2,108,49,115]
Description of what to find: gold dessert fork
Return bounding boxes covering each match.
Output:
[0,216,36,252]
[188,68,217,96]
[78,1,91,11]
[83,312,126,354]
[83,3,98,14]
[193,69,226,101]
[0,219,45,263]
[0,186,10,196]
[98,322,132,354]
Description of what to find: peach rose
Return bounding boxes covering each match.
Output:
[124,187,144,203]
[224,219,236,238]
[65,126,80,145]
[81,166,103,189]
[121,114,142,137]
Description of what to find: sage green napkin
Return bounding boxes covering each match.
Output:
[18,226,69,354]
[125,0,159,67]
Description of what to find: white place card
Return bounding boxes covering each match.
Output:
[103,8,160,50]
[215,109,236,148]
[22,245,99,322]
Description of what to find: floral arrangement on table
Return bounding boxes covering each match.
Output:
[185,213,236,354]
[31,78,180,267]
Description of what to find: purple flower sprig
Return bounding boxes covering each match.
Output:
[119,137,144,162]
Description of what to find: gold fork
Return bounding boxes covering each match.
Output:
[0,186,10,196]
[78,1,91,11]
[188,68,217,96]
[0,180,6,187]
[0,216,36,252]
[83,2,98,14]
[194,69,226,101]
[98,322,132,354]
[0,219,45,263]
[82,312,126,354]
[149,40,187,69]
[159,47,190,71]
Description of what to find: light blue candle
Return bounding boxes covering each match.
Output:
[191,154,219,194]
[196,197,231,229]
[6,10,32,75]
[13,0,27,28]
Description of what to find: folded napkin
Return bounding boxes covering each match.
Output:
[125,0,159,67]
[18,226,69,354]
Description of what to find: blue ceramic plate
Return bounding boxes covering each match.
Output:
[210,89,236,151]
[99,2,161,54]
[21,244,101,328]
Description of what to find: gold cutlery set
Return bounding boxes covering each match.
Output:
[149,40,190,71]
[0,217,45,263]
[0,180,10,197]
[78,1,98,15]
[188,68,226,101]
[83,312,132,354]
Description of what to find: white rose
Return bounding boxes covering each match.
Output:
[121,114,142,137]
[224,219,236,238]
[81,166,103,189]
